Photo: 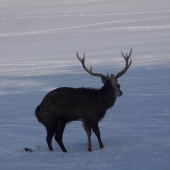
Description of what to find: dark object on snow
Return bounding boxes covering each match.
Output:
[24,148,33,152]
[35,49,132,152]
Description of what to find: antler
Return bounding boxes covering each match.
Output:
[115,48,132,79]
[77,52,109,78]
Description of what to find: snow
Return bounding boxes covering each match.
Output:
[0,0,170,169]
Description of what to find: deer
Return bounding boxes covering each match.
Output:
[35,48,132,152]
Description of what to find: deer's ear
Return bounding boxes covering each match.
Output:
[100,74,108,84]
[110,74,117,82]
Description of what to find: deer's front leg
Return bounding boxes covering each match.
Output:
[83,122,92,152]
[91,123,104,149]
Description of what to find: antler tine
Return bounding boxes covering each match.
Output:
[77,52,101,77]
[76,52,83,63]
[116,48,132,79]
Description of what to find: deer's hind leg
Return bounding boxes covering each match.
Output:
[46,127,56,151]
[55,121,67,152]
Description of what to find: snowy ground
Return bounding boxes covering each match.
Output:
[0,0,170,169]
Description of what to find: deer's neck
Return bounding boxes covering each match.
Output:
[101,80,117,109]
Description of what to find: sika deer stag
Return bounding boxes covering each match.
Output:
[35,48,132,152]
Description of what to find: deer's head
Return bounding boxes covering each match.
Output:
[77,48,132,97]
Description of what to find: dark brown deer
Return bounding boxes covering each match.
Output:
[35,48,132,152]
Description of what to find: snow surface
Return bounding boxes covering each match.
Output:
[0,0,170,169]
